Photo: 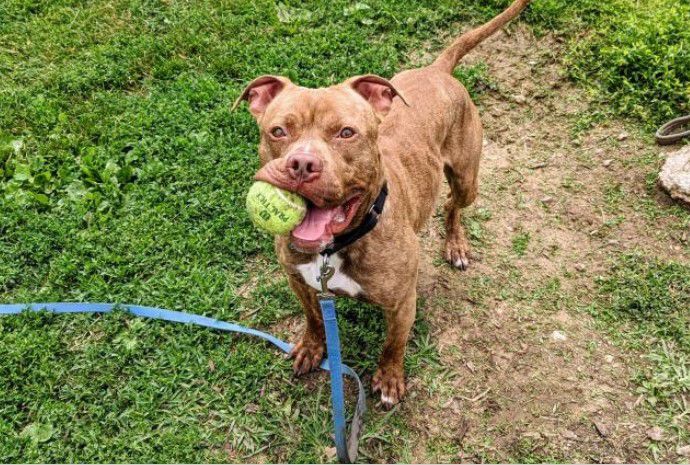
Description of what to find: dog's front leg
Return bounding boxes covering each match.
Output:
[287,274,326,375]
[373,289,416,409]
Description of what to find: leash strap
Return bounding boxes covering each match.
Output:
[656,115,690,145]
[321,297,365,463]
[0,302,365,463]
[321,183,387,256]
[321,298,347,460]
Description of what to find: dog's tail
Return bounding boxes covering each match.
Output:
[432,0,531,73]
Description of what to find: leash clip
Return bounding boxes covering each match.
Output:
[318,254,336,297]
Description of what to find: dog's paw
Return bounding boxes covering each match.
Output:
[444,239,471,271]
[372,365,406,409]
[289,336,325,376]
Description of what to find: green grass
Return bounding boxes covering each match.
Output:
[568,0,690,128]
[521,0,690,128]
[511,231,530,257]
[589,255,690,443]
[522,0,620,33]
[1,310,311,462]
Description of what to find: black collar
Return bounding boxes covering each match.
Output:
[321,183,388,257]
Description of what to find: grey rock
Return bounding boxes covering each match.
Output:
[659,145,690,205]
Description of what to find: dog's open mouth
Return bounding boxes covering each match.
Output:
[290,195,363,252]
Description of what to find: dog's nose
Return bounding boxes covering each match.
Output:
[286,152,322,182]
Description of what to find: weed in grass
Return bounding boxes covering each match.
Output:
[463,206,493,247]
[570,110,609,138]
[453,62,495,100]
[509,437,563,464]
[511,231,530,257]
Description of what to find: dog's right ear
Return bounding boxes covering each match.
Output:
[232,75,292,117]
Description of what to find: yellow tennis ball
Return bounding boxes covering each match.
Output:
[246,181,307,235]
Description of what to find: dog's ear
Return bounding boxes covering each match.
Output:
[347,75,408,116]
[232,75,292,117]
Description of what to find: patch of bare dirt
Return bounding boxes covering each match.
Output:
[406,25,689,463]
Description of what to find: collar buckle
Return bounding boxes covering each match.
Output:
[318,254,336,297]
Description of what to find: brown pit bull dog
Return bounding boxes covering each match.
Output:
[235,0,531,408]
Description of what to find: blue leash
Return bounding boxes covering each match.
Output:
[0,301,365,463]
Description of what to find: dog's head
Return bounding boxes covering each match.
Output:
[234,75,406,254]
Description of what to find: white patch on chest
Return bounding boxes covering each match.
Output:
[295,253,363,297]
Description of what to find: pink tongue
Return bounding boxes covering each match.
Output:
[292,205,339,241]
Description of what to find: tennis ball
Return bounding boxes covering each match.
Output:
[246,181,307,235]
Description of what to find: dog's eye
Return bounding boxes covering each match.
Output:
[270,127,287,138]
[338,127,356,139]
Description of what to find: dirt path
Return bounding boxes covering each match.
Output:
[402,26,689,463]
